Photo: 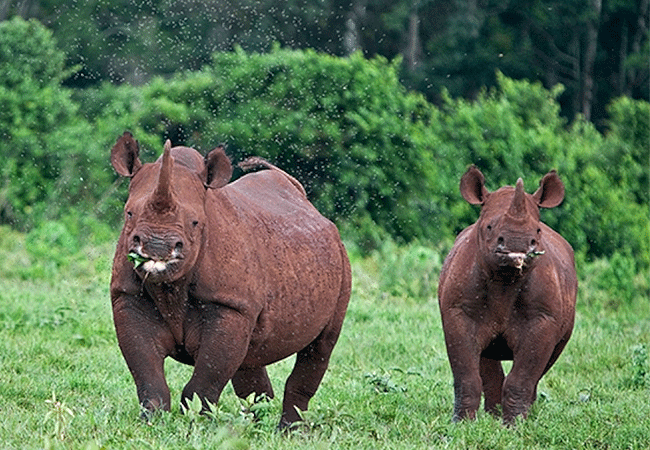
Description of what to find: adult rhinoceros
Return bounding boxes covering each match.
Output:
[109,132,351,428]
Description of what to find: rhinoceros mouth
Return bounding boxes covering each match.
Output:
[494,249,545,271]
[505,252,527,270]
[127,249,183,275]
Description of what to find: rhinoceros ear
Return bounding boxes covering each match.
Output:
[111,131,142,177]
[460,165,490,205]
[202,145,233,189]
[533,170,565,208]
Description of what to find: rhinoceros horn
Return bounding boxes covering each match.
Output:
[507,178,527,218]
[152,139,174,211]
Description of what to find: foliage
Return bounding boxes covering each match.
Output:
[0,17,76,225]
[367,0,648,123]
[41,0,349,85]
[115,51,647,266]
[0,21,646,267]
[0,17,120,233]
[349,240,443,301]
[44,392,75,441]
[568,97,650,267]
[426,73,649,270]
[578,253,650,312]
[629,344,649,389]
[14,0,646,127]
[127,47,441,250]
[0,16,645,267]
[428,73,572,233]
[601,96,650,207]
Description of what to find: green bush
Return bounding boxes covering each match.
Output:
[428,73,649,270]
[373,241,442,301]
[603,97,649,206]
[128,46,441,251]
[0,25,646,275]
[427,73,574,236]
[595,252,642,305]
[578,252,650,312]
[83,56,649,270]
[557,98,649,268]
[596,97,649,266]
[0,17,121,233]
[0,17,75,225]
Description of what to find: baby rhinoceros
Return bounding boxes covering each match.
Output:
[438,166,577,425]
[109,132,351,429]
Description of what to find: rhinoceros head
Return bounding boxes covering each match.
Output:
[111,132,232,282]
[459,166,565,273]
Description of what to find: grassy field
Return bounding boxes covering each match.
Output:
[0,228,648,449]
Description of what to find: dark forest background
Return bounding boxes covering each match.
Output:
[0,1,647,304]
[2,0,647,125]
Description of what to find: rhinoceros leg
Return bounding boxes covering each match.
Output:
[279,297,349,428]
[450,361,482,421]
[501,325,559,424]
[180,305,253,412]
[279,332,335,428]
[231,366,275,400]
[279,252,351,429]
[113,296,172,413]
[442,316,482,421]
[480,357,504,416]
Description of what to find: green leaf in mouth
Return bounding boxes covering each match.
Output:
[526,250,545,258]
[127,252,150,269]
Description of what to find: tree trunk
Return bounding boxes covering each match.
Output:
[568,31,581,116]
[618,22,629,96]
[0,0,39,20]
[404,7,422,70]
[581,0,602,121]
[344,1,366,55]
[628,0,650,94]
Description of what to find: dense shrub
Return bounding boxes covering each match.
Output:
[0,17,118,235]
[427,74,574,235]
[428,73,649,269]
[563,98,649,268]
[0,17,76,226]
[0,23,647,272]
[128,46,442,251]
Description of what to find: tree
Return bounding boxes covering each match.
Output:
[426,72,649,268]
[0,17,77,225]
[120,47,441,251]
[0,16,121,232]
[2,0,646,127]
[33,0,351,85]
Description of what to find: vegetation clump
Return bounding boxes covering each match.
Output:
[1,18,647,278]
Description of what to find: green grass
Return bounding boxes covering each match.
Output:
[1,228,648,449]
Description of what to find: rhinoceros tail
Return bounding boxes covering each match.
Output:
[238,157,307,197]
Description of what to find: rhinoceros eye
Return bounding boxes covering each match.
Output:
[126,211,133,219]
[192,220,199,227]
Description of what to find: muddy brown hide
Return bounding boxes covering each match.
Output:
[438,166,577,424]
[109,132,351,428]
